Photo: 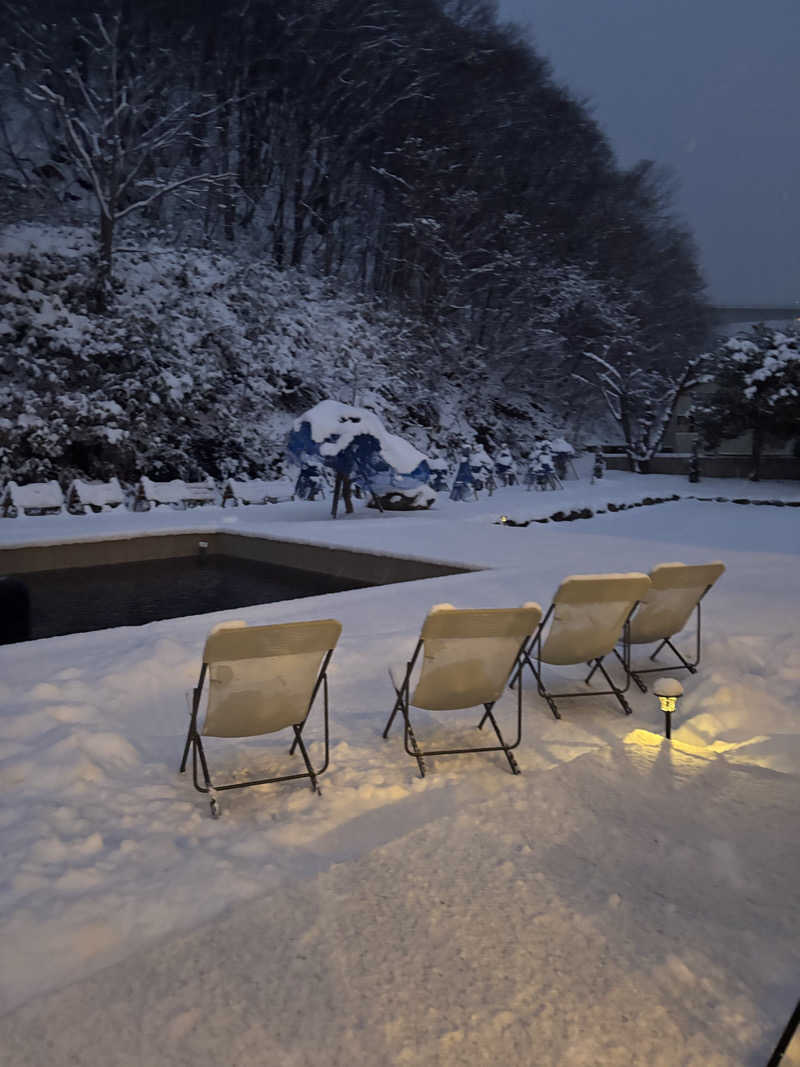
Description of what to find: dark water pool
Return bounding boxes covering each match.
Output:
[16,554,365,640]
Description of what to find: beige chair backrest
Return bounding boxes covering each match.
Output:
[411,603,542,711]
[628,561,725,645]
[540,573,651,666]
[201,619,342,738]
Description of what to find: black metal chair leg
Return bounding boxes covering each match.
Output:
[382,690,404,738]
[179,727,193,773]
[593,659,632,715]
[193,736,213,789]
[402,704,426,778]
[181,679,204,772]
[630,670,648,693]
[663,638,696,673]
[482,704,520,774]
[649,638,668,661]
[292,725,320,794]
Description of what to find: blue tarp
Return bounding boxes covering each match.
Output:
[287,420,431,495]
[449,459,477,501]
[294,464,326,500]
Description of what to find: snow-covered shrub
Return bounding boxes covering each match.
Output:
[221,477,294,506]
[133,476,218,510]
[2,480,64,516]
[66,477,124,514]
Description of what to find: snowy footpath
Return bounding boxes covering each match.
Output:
[1,472,799,1065]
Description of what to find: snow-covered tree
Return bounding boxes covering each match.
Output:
[694,326,800,481]
[9,7,228,306]
[577,347,706,473]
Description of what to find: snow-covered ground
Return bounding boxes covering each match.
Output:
[1,470,798,1065]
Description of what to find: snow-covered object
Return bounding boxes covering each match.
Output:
[547,438,575,479]
[66,478,124,514]
[427,457,450,493]
[525,447,560,491]
[529,451,554,473]
[1,481,64,517]
[549,437,575,455]
[450,460,477,501]
[294,465,327,501]
[469,446,494,482]
[287,400,431,495]
[495,446,518,486]
[368,484,436,511]
[222,478,294,506]
[135,476,218,510]
[465,446,494,493]
[653,677,685,698]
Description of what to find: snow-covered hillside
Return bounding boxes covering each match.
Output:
[0,224,562,486]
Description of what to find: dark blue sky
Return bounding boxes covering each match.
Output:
[496,0,800,306]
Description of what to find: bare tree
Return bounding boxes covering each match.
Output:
[14,7,230,306]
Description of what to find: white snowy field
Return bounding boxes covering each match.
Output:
[1,470,799,1065]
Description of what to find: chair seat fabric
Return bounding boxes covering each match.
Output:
[412,605,542,710]
[201,619,342,738]
[540,573,651,665]
[627,562,725,645]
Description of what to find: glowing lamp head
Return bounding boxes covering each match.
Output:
[500,515,508,524]
[657,693,678,713]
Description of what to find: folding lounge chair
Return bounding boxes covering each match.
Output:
[509,573,651,720]
[382,602,542,777]
[179,618,341,816]
[615,561,725,691]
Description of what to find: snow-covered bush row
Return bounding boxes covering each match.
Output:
[1,475,286,515]
[0,224,565,484]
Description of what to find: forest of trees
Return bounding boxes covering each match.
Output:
[0,0,712,479]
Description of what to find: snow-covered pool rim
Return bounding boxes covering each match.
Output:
[0,528,480,585]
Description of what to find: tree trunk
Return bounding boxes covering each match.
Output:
[291,165,307,268]
[94,210,115,312]
[750,423,763,481]
[272,183,286,268]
